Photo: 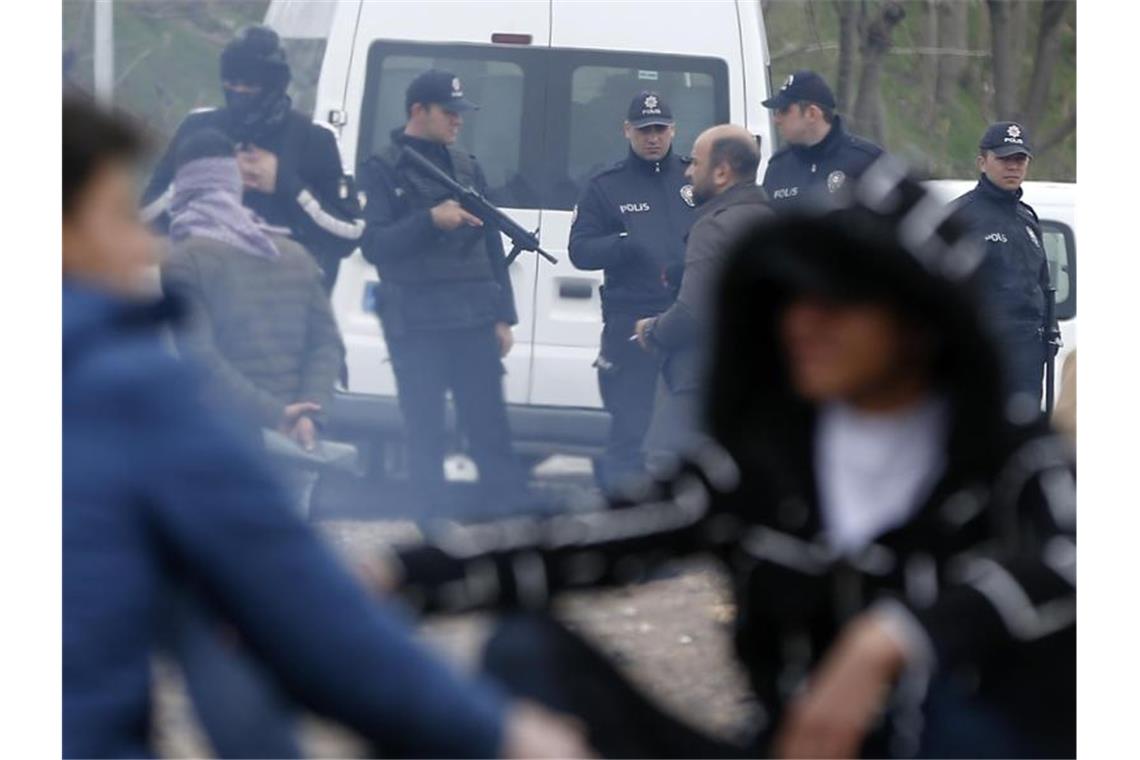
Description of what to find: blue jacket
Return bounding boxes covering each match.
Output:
[761,116,882,209]
[952,174,1050,337]
[63,282,505,758]
[568,148,696,319]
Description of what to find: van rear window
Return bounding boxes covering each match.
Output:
[357,41,729,211]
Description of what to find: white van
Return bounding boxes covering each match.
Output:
[264,2,1076,468]
[265,0,777,464]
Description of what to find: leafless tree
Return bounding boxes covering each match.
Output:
[1021,0,1071,136]
[851,1,906,145]
[934,0,969,105]
[834,1,860,112]
[986,0,1018,117]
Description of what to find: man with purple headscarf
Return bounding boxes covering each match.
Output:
[161,128,344,515]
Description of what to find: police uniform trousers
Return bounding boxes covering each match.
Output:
[596,314,663,492]
[995,322,1046,413]
[385,324,527,513]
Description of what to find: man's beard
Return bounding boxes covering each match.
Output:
[692,177,717,206]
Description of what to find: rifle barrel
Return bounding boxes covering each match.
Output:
[401,146,558,264]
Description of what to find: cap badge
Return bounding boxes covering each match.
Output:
[451,77,462,95]
[826,170,846,193]
[1007,124,1022,138]
[680,184,695,207]
[782,74,794,90]
[644,94,659,110]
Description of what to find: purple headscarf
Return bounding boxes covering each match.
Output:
[169,157,281,259]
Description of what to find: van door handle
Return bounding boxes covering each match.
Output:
[558,279,594,300]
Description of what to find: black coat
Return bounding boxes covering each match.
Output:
[357,131,517,335]
[953,174,1051,337]
[141,108,364,292]
[761,116,883,209]
[568,148,697,319]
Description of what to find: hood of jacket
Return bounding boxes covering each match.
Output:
[704,161,1019,502]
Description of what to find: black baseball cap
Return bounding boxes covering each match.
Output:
[762,70,836,111]
[405,69,479,113]
[626,91,674,128]
[979,121,1033,158]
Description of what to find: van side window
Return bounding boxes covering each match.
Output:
[1041,220,1076,320]
[357,43,535,207]
[357,42,729,211]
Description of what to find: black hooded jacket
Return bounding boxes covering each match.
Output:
[387,168,1075,755]
[141,107,364,292]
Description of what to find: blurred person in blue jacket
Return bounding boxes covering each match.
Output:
[62,95,590,760]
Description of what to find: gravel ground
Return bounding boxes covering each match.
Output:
[154,463,761,758]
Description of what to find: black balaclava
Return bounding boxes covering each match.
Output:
[219,25,292,143]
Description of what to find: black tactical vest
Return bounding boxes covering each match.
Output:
[374,141,495,284]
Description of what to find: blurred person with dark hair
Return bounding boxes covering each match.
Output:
[568,91,698,493]
[357,70,530,517]
[367,162,1075,758]
[953,121,1055,419]
[760,70,883,210]
[160,127,343,517]
[634,124,771,461]
[141,25,363,292]
[63,97,590,760]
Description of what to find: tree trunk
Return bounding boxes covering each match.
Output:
[834,0,860,113]
[852,1,907,145]
[917,0,939,119]
[1021,0,1071,136]
[986,0,1018,119]
[934,0,968,105]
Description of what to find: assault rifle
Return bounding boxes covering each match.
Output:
[401,146,558,265]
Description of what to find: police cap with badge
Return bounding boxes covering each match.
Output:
[761,69,836,111]
[405,69,480,113]
[627,91,675,128]
[979,121,1033,158]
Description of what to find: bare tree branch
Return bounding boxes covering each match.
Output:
[1037,111,1076,156]
[1021,0,1070,135]
[835,0,859,113]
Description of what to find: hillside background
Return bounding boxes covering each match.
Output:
[62,0,1075,181]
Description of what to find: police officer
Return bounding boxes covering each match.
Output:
[141,25,363,292]
[953,121,1054,418]
[357,69,527,515]
[568,91,697,492]
[760,70,883,209]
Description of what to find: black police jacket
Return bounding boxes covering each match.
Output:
[953,174,1051,336]
[568,148,697,319]
[357,130,517,335]
[141,108,365,292]
[761,115,883,209]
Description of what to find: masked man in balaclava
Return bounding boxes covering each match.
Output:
[142,25,364,292]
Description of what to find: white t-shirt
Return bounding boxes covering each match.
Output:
[815,396,950,555]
